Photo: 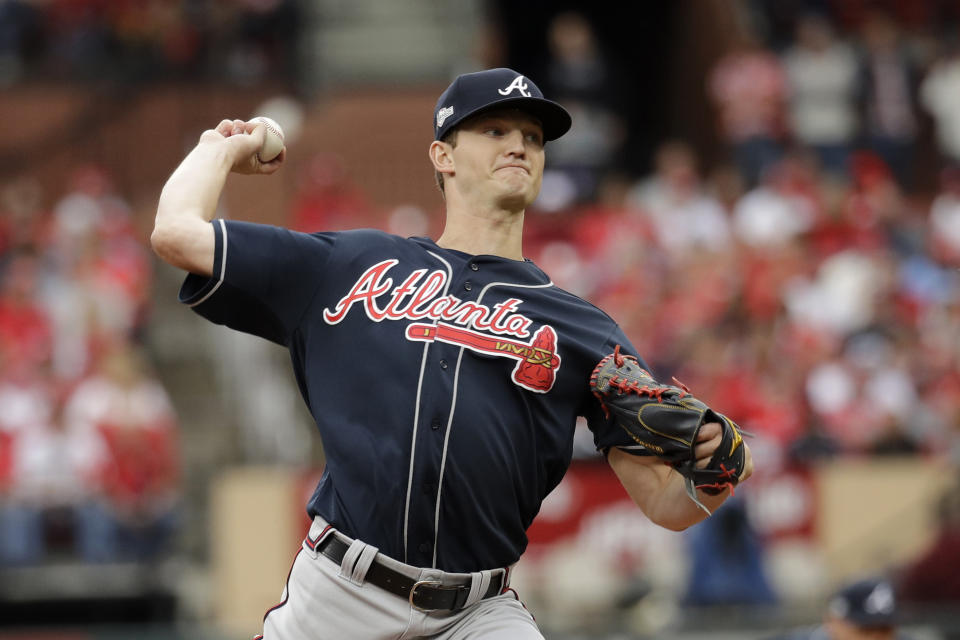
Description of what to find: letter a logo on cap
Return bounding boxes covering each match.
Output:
[498,75,531,97]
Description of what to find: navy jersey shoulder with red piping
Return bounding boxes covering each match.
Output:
[180,220,648,573]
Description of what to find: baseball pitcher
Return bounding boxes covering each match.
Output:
[152,68,753,639]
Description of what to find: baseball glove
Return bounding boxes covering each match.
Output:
[590,346,746,513]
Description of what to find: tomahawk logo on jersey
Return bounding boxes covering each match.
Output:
[323,259,561,392]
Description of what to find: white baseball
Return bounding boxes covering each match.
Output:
[251,116,285,162]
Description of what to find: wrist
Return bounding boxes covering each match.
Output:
[192,141,235,174]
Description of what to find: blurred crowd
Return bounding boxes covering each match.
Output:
[512,4,960,616]
[527,137,959,467]
[0,167,179,567]
[0,0,300,87]
[511,6,960,475]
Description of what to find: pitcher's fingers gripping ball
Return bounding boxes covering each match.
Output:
[590,345,746,513]
[250,116,285,162]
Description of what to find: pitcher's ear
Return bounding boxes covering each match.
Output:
[429,140,454,176]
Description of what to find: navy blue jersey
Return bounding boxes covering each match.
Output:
[180,220,648,573]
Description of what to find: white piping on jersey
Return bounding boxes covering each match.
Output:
[431,276,555,567]
[431,346,464,568]
[404,342,431,564]
[402,250,453,563]
[189,219,228,307]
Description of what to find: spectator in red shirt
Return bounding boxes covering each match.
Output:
[63,338,179,562]
[0,251,52,375]
[709,35,788,187]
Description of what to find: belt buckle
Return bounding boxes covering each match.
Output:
[409,580,443,611]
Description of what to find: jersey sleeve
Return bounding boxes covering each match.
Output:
[582,326,656,457]
[178,219,335,346]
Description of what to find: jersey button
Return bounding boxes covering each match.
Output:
[431,420,442,430]
[439,359,448,369]
[470,263,479,271]
[463,281,472,291]
[418,542,432,553]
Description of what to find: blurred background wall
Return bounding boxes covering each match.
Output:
[0,0,958,638]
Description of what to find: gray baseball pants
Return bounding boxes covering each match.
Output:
[255,516,544,640]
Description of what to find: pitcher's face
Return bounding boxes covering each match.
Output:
[447,110,545,211]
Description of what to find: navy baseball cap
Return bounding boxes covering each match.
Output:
[433,68,572,142]
[827,578,898,628]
